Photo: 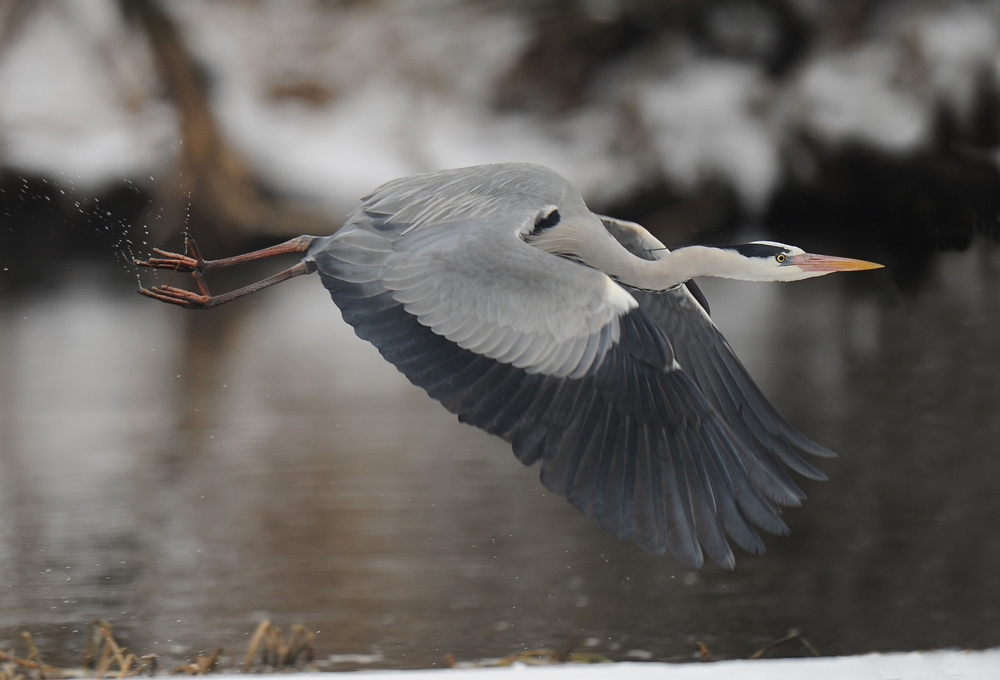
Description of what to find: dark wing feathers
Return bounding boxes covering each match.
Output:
[319,260,814,567]
[631,288,834,479]
[313,214,832,567]
[684,279,711,316]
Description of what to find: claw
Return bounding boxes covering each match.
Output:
[135,253,201,271]
[136,236,215,306]
[134,249,200,272]
[138,285,211,309]
[134,238,207,273]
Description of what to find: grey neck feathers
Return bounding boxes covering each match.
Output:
[535,222,767,290]
[594,245,757,290]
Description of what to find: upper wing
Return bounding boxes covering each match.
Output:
[317,208,637,379]
[309,205,811,568]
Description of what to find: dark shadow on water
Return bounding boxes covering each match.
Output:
[1,232,999,669]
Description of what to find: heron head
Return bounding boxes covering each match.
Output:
[716,241,883,282]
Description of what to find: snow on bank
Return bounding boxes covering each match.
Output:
[216,649,1000,679]
[0,1,175,189]
[638,60,779,212]
[794,45,929,153]
[2,0,999,211]
[165,0,635,211]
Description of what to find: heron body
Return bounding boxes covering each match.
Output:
[138,162,881,568]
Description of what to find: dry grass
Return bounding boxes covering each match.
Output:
[0,621,154,680]
[0,620,315,679]
[239,622,314,673]
[2,620,820,675]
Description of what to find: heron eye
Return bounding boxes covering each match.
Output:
[776,253,787,263]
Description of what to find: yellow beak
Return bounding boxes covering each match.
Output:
[789,253,884,272]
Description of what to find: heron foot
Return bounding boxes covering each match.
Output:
[138,284,213,309]
[134,235,206,272]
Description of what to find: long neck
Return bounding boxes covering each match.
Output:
[537,220,758,290]
[584,245,750,290]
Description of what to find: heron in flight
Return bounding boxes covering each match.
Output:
[137,163,881,568]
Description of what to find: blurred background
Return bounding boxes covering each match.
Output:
[1,0,999,671]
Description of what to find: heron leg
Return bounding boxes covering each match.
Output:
[139,261,318,309]
[135,234,320,309]
[135,234,318,272]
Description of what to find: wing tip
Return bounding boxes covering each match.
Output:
[782,424,839,459]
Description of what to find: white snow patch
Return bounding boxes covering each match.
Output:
[3,0,999,213]
[794,45,929,152]
[916,6,1000,119]
[638,61,779,212]
[163,0,618,211]
[203,648,1000,679]
[0,1,175,187]
[158,0,634,211]
[326,652,385,665]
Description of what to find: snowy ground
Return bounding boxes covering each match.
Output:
[220,649,1000,679]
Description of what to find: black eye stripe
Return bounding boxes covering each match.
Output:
[526,208,560,239]
[533,208,560,230]
[727,243,789,259]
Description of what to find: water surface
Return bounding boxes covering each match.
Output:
[1,242,998,668]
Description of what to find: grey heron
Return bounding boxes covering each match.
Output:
[137,162,882,568]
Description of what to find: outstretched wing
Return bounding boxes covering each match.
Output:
[632,287,835,490]
[308,202,810,568]
[597,213,835,492]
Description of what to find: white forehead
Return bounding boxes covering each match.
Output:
[750,240,806,255]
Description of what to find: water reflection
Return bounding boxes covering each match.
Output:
[0,242,998,668]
